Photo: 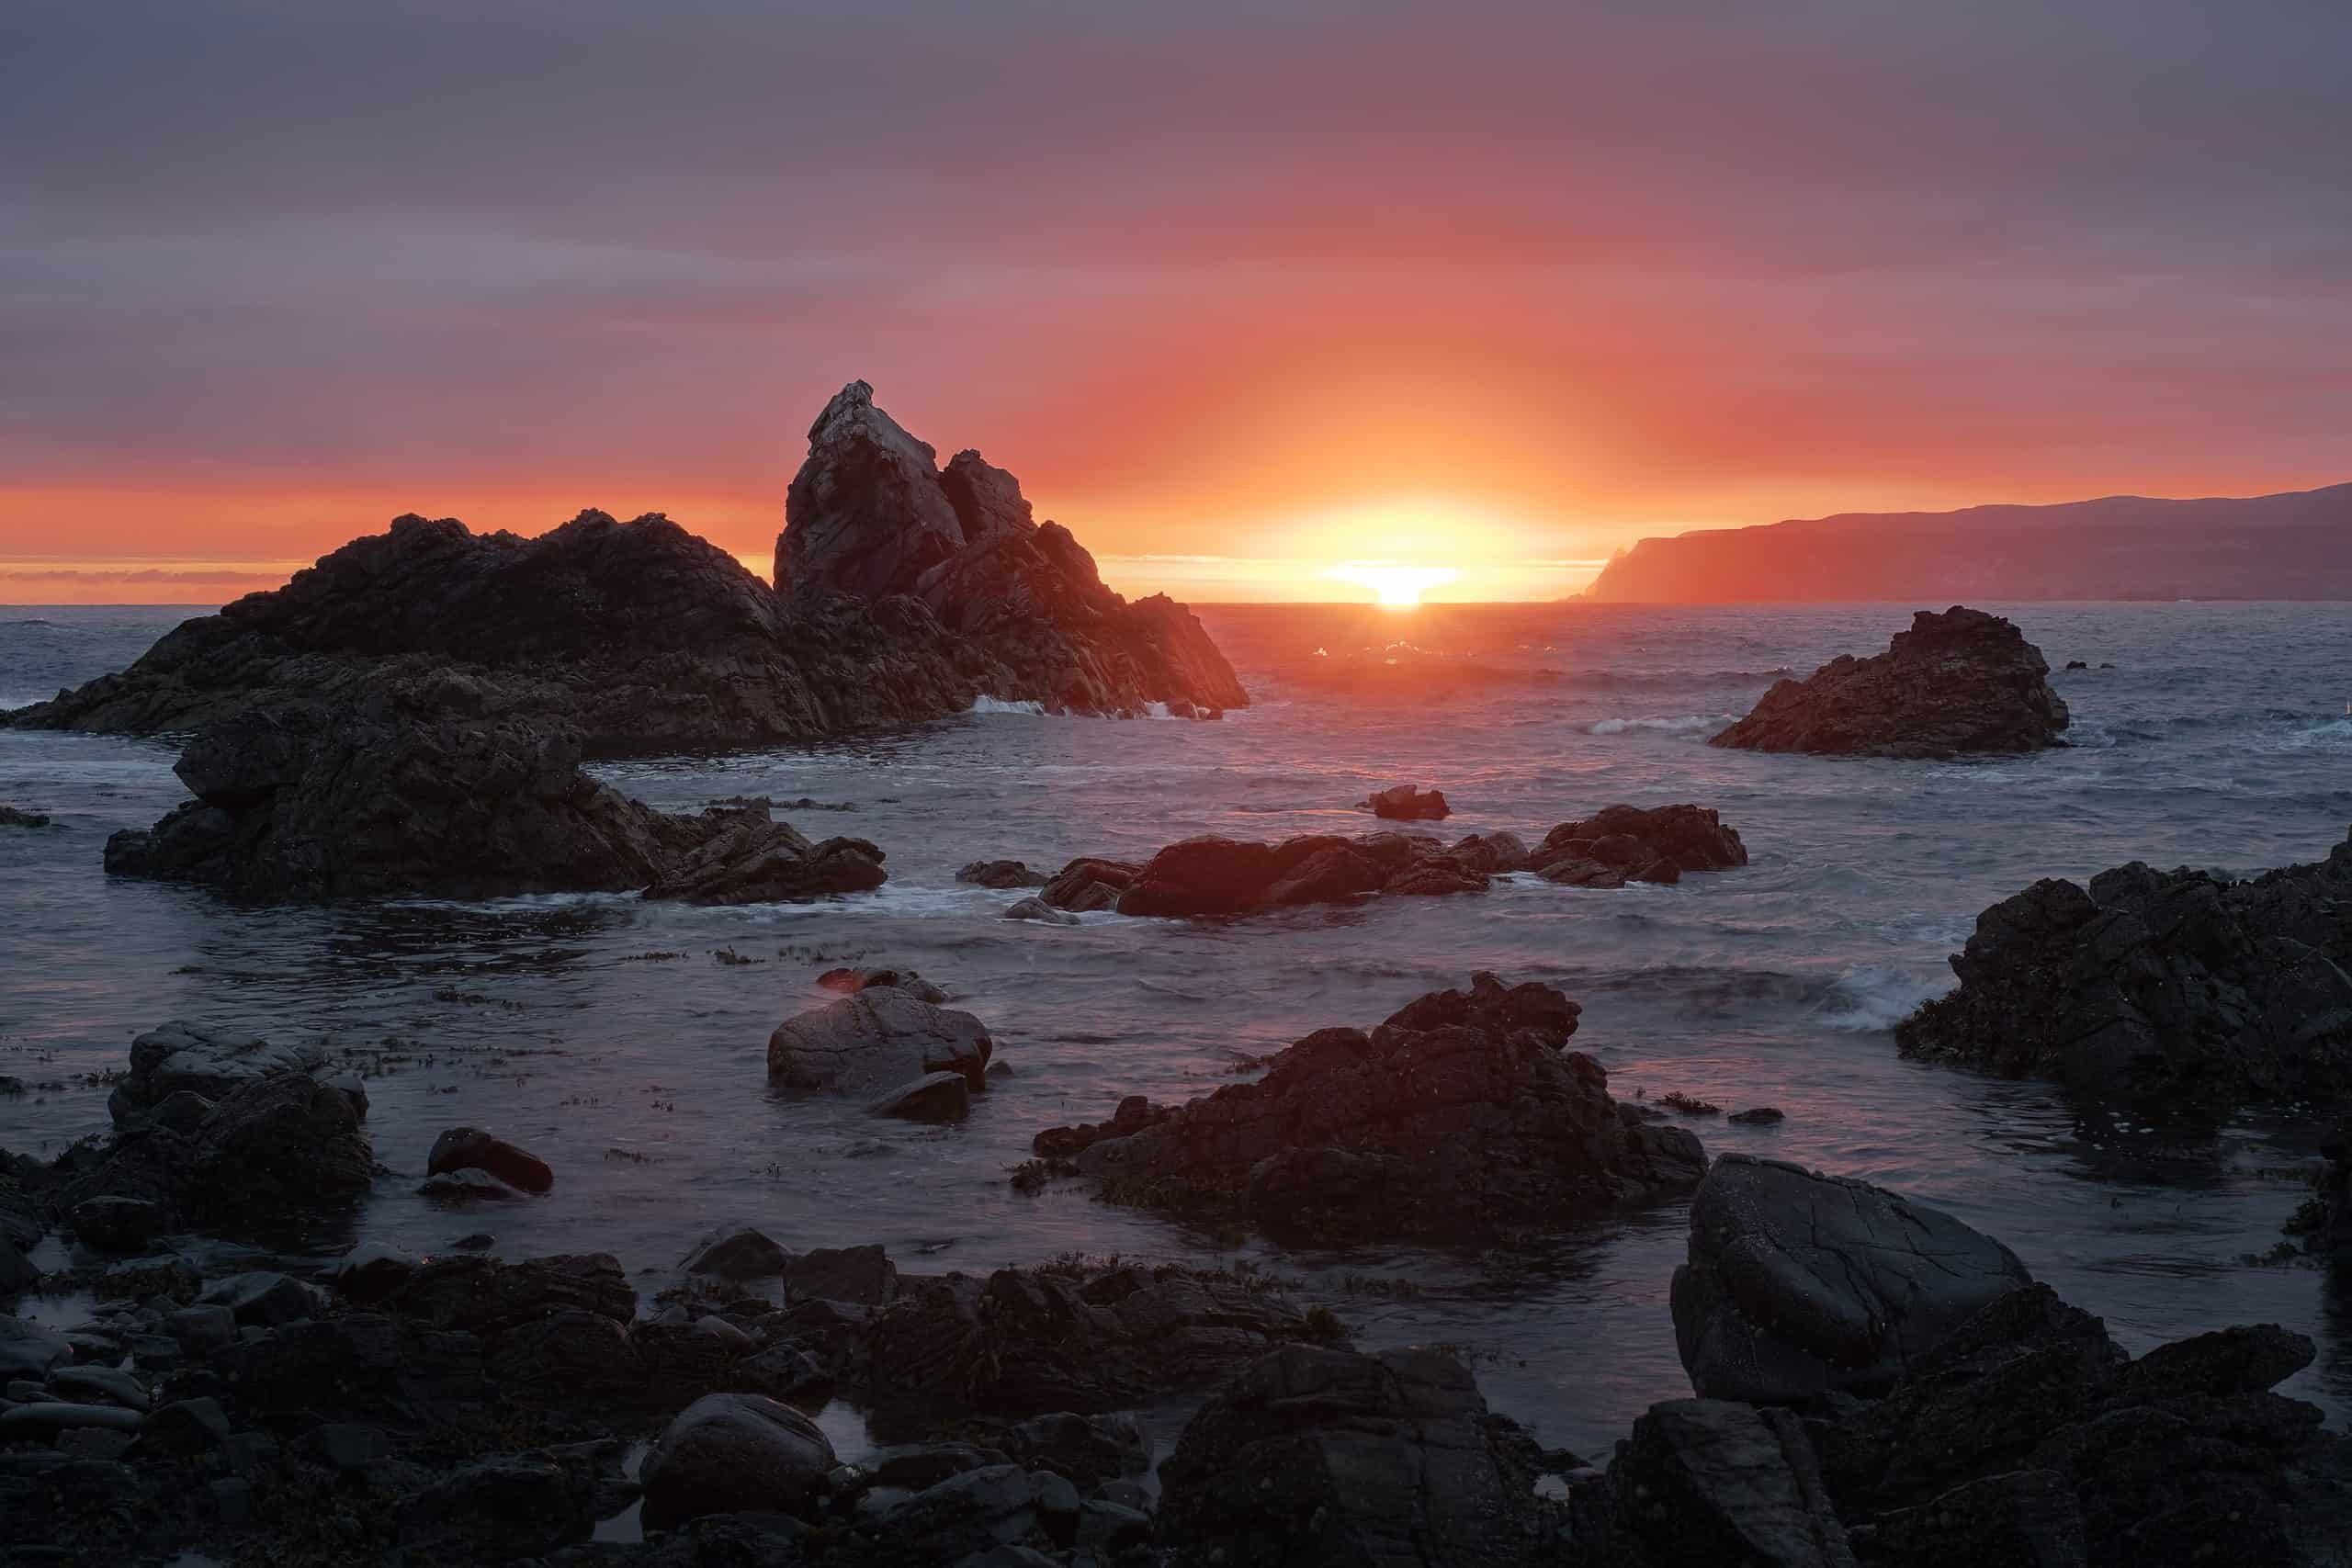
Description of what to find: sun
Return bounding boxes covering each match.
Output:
[1329,561,1459,609]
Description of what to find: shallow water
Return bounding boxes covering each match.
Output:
[4,599,2350,1456]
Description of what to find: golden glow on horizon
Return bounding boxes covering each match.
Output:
[1327,560,1461,609]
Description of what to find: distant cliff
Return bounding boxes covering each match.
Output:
[1581,481,2352,603]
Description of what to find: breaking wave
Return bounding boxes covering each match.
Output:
[1585,715,1733,737]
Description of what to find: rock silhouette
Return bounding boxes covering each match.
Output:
[1711,606,2069,758]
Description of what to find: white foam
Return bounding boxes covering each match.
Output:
[967,696,1046,716]
[1812,966,1951,1032]
[1585,715,1731,736]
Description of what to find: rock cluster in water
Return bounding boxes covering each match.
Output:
[99,677,888,902]
[1895,827,2352,1110]
[1028,803,1747,919]
[1711,605,2070,758]
[1032,973,1707,1240]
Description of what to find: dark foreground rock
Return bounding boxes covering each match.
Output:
[1670,1154,2034,1404]
[1040,803,1746,918]
[1035,974,1705,1240]
[101,680,890,903]
[1711,606,2070,758]
[1895,828,2352,1111]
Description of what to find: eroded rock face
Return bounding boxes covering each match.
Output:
[1894,830,2352,1110]
[1711,606,2069,758]
[1158,1347,1552,1568]
[108,1021,326,1129]
[1040,974,1705,1240]
[1671,1154,2035,1404]
[776,380,1248,716]
[102,683,888,904]
[1041,805,1747,919]
[766,987,993,1095]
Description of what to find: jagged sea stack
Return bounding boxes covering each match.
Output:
[1710,605,2069,758]
[777,380,1247,716]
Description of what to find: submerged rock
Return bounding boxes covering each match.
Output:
[958,858,1049,888]
[1671,1153,2032,1404]
[1040,974,1704,1241]
[1158,1347,1552,1568]
[1711,606,2069,758]
[426,1127,554,1196]
[1363,783,1451,820]
[0,805,50,828]
[1895,829,2352,1110]
[766,987,994,1095]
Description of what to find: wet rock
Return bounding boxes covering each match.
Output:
[866,1071,973,1123]
[1672,1154,2033,1403]
[1895,830,2352,1110]
[1364,784,1451,820]
[1729,1106,1787,1125]
[639,1393,837,1529]
[195,1271,322,1327]
[1610,1399,1857,1566]
[959,859,1049,889]
[419,1168,531,1203]
[1,1401,147,1436]
[1114,835,1283,917]
[1711,606,2069,758]
[784,1245,899,1306]
[0,805,50,828]
[684,1227,792,1281]
[397,1453,598,1560]
[988,1411,1148,1491]
[819,965,947,1004]
[331,1240,421,1303]
[384,1252,637,1334]
[1050,973,1705,1241]
[427,1126,555,1195]
[865,1258,1331,1418]
[108,1020,326,1127]
[0,1235,34,1295]
[45,1367,149,1412]
[66,1196,167,1253]
[767,987,993,1095]
[1532,804,1749,885]
[1037,857,1142,913]
[1159,1347,1550,1568]
[643,808,888,904]
[1003,896,1080,926]
[859,1463,1061,1560]
[132,1396,231,1455]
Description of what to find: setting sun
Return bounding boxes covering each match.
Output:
[1329,560,1460,608]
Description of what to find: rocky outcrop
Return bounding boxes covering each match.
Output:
[779,381,1248,716]
[101,679,888,902]
[957,858,1048,889]
[1157,1347,1555,1568]
[1710,607,2069,758]
[1894,829,2352,1110]
[1364,784,1449,820]
[0,806,49,828]
[1039,805,1746,919]
[10,389,1247,750]
[766,987,994,1095]
[1035,974,1705,1240]
[1670,1154,2034,1404]
[104,1021,329,1130]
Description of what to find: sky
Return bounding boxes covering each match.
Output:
[4,0,2348,604]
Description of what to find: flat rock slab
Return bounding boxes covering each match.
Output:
[1671,1154,2033,1403]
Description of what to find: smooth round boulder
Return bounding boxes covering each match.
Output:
[1671,1153,2033,1403]
[427,1128,554,1195]
[639,1392,838,1529]
[766,987,992,1094]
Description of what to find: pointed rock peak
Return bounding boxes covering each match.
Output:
[941,449,1035,540]
[808,378,877,441]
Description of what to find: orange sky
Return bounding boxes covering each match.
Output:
[6,2,2348,606]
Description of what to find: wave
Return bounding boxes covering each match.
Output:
[1584,715,1733,737]
[967,696,1046,716]
[1809,965,1951,1032]
[1573,667,1792,691]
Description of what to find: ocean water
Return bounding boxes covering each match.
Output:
[3,599,2351,1460]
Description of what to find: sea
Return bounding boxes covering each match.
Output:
[3,600,2349,1463]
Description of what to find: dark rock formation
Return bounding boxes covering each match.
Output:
[779,381,1248,716]
[1037,974,1705,1240]
[426,1127,554,1196]
[766,987,994,1095]
[682,1227,791,1280]
[1004,896,1080,925]
[0,805,49,828]
[1364,784,1450,820]
[864,1258,1332,1420]
[1672,1154,2033,1404]
[105,1021,326,1129]
[817,965,945,1003]
[639,1393,837,1529]
[1158,1347,1554,1568]
[865,1071,972,1122]
[1608,1399,1856,1567]
[101,681,888,902]
[958,858,1049,888]
[1040,804,1746,919]
[1710,607,2069,758]
[11,389,1247,751]
[1895,829,2352,1110]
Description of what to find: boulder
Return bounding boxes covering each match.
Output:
[1114,836,1284,918]
[0,805,50,828]
[866,1072,972,1122]
[1670,1154,2034,1403]
[783,1245,899,1306]
[684,1227,792,1281]
[641,809,888,904]
[0,1234,35,1295]
[427,1127,555,1195]
[1609,1400,1857,1567]
[639,1393,837,1529]
[766,987,993,1095]
[1158,1347,1550,1568]
[1048,974,1705,1241]
[1710,606,2069,757]
[1003,897,1080,926]
[0,1316,73,1379]
[1895,830,2352,1111]
[958,859,1048,889]
[1364,784,1451,820]
[1036,857,1141,912]
[195,1271,322,1328]
[396,1454,598,1560]
[108,1021,325,1127]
